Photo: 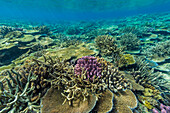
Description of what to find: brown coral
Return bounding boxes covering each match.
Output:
[95,35,124,58]
[41,87,97,113]
[114,89,138,113]
[93,89,114,113]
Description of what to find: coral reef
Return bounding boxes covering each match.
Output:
[0,70,41,112]
[142,40,170,62]
[40,44,96,61]
[128,56,168,90]
[92,89,114,113]
[4,30,23,38]
[33,25,50,34]
[0,26,13,37]
[119,33,141,51]
[97,57,130,92]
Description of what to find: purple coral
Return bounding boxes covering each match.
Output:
[152,103,170,113]
[74,56,102,81]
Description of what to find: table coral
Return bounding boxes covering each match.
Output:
[114,89,138,113]
[41,87,97,113]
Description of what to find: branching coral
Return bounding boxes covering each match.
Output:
[129,56,168,90]
[0,70,41,113]
[97,57,130,92]
[0,26,13,36]
[142,40,170,61]
[95,35,124,62]
[119,33,141,51]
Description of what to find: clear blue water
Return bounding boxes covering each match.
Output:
[0,0,170,22]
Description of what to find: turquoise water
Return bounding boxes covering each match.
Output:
[0,0,170,113]
[0,0,170,22]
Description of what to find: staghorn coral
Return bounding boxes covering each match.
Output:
[142,40,170,62]
[0,70,41,113]
[15,59,51,99]
[129,56,168,91]
[95,35,124,58]
[119,33,141,51]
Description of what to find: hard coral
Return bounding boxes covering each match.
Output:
[119,33,141,51]
[0,69,41,113]
[74,56,102,81]
[153,103,170,113]
[142,40,170,61]
[95,35,123,57]
[41,87,97,113]
[114,89,138,113]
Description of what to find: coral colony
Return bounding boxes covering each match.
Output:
[74,56,102,81]
[0,13,170,113]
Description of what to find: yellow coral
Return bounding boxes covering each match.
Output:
[118,54,136,67]
[143,88,163,100]
[143,100,153,109]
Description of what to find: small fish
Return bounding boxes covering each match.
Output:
[145,59,158,68]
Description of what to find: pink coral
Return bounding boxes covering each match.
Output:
[152,103,170,113]
[74,56,102,81]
